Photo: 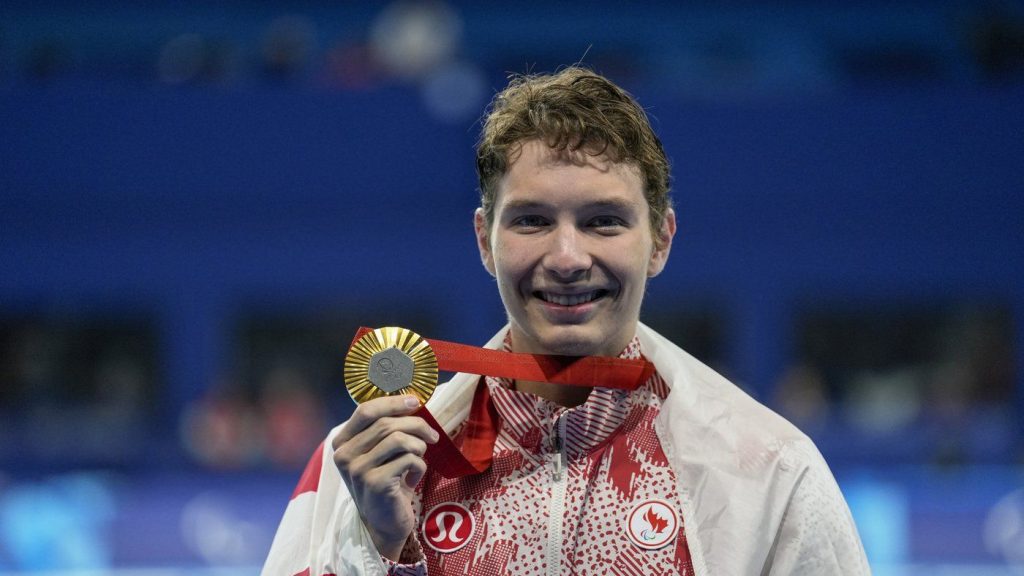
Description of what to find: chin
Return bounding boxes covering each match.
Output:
[544,342,594,357]
[536,329,606,357]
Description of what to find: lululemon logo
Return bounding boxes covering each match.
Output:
[422,502,475,553]
[626,499,679,550]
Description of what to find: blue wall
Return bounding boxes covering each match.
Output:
[3,83,1022,428]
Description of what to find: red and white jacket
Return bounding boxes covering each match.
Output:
[261,323,869,575]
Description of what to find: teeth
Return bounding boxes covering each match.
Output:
[543,291,599,306]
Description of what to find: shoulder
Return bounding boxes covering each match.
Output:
[638,325,868,572]
[638,323,810,454]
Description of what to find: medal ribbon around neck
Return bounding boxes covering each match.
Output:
[344,326,655,478]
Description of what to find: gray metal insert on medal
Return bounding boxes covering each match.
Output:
[368,346,416,393]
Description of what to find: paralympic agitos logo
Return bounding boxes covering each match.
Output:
[641,505,670,540]
[627,499,678,550]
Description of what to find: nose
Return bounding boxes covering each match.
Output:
[542,225,591,280]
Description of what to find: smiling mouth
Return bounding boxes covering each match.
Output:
[535,290,609,306]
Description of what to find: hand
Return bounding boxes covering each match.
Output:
[332,395,439,561]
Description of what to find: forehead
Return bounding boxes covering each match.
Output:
[496,140,644,206]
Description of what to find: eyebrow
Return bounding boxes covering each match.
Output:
[500,199,547,212]
[584,198,640,212]
[501,197,640,212]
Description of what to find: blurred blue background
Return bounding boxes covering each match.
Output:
[1,1,1023,574]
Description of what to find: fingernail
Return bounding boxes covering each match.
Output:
[405,396,420,409]
[431,430,440,442]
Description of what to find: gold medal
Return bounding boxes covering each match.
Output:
[344,326,438,405]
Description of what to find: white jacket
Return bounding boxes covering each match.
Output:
[262,323,870,575]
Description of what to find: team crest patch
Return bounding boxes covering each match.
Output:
[626,499,678,550]
[422,502,475,553]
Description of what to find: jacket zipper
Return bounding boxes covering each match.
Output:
[547,415,568,576]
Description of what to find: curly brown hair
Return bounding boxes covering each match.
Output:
[476,66,671,235]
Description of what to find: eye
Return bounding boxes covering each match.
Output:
[511,215,549,230]
[588,215,627,231]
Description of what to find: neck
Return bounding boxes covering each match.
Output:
[514,379,592,407]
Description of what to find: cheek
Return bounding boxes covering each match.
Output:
[613,240,655,280]
[491,238,529,275]
[636,240,658,278]
[493,255,529,306]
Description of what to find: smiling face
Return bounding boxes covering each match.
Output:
[475,139,675,358]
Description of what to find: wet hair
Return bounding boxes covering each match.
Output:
[476,66,671,235]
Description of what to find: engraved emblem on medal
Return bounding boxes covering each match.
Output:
[344,327,438,405]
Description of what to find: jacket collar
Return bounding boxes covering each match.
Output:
[425,322,691,434]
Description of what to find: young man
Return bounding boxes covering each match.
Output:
[262,67,869,575]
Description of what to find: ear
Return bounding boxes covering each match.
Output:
[647,208,676,278]
[474,208,497,277]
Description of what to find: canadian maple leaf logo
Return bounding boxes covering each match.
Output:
[643,505,668,534]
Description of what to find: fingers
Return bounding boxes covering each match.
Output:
[402,454,428,489]
[336,412,438,459]
[332,395,440,487]
[364,452,427,491]
[333,395,423,448]
[336,420,438,476]
[346,431,429,478]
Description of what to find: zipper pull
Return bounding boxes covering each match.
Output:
[551,426,563,480]
[552,414,569,477]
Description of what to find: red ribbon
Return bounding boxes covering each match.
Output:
[416,383,499,478]
[351,327,655,478]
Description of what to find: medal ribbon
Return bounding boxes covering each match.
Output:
[350,327,655,478]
